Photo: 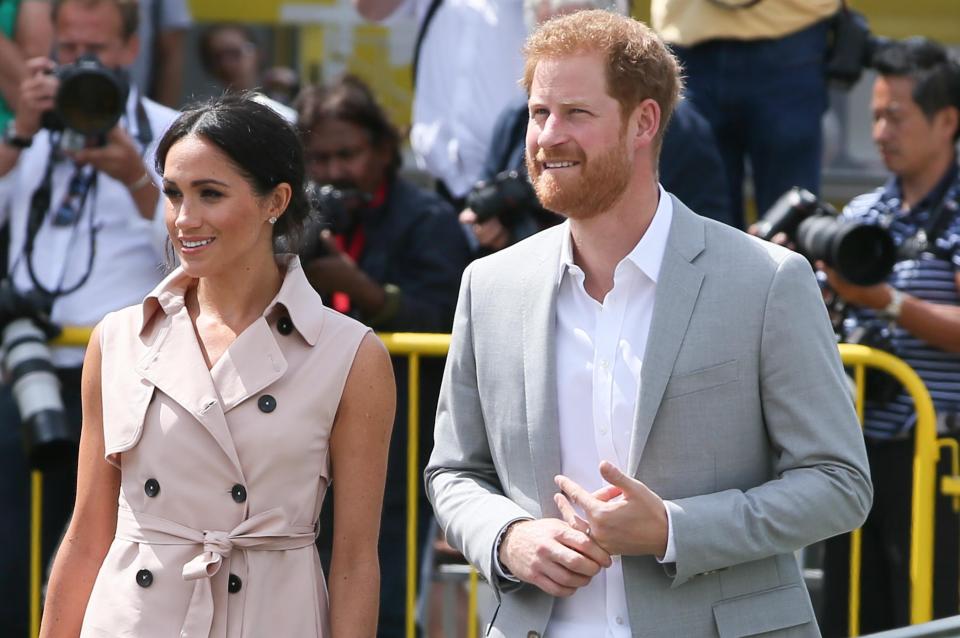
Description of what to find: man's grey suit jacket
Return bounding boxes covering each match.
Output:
[425,196,873,637]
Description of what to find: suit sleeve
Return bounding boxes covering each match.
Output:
[425,263,536,594]
[667,252,873,586]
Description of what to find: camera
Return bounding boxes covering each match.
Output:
[466,170,542,229]
[293,182,372,259]
[41,53,129,143]
[756,187,896,286]
[0,281,76,470]
[826,8,892,89]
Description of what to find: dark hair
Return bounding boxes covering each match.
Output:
[873,37,960,141]
[198,23,259,74]
[294,75,402,178]
[52,0,139,40]
[155,92,310,248]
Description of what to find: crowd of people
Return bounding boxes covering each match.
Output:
[0,0,957,637]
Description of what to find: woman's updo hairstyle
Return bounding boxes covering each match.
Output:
[155,92,309,247]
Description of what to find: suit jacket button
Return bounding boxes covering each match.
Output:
[136,569,153,588]
[228,573,242,593]
[231,484,247,503]
[144,478,160,498]
[258,395,276,413]
[277,316,293,335]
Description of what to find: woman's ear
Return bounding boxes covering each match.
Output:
[266,183,293,222]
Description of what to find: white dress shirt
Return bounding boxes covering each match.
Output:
[548,186,673,637]
[0,90,178,367]
[389,0,528,197]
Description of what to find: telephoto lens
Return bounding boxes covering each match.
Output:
[1,318,76,470]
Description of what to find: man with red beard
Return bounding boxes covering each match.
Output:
[426,10,871,637]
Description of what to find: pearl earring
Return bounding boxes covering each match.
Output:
[268,216,277,225]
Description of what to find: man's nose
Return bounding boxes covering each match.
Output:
[537,114,567,149]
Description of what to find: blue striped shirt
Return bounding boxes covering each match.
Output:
[842,159,960,439]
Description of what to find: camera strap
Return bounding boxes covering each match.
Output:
[892,178,960,261]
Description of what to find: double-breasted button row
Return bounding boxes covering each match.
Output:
[136,569,153,588]
[277,316,293,335]
[228,573,242,593]
[144,478,160,498]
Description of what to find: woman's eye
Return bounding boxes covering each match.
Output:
[162,188,181,199]
[201,189,223,199]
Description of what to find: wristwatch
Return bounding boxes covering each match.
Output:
[883,288,905,319]
[3,120,32,149]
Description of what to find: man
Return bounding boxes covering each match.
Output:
[426,11,872,637]
[820,38,960,636]
[296,75,471,636]
[353,0,528,205]
[128,0,192,107]
[651,0,837,229]
[0,0,53,130]
[0,0,177,634]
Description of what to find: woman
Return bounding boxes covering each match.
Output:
[39,93,395,637]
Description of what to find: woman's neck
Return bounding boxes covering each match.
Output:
[191,255,284,332]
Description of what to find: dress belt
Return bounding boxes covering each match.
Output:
[115,505,317,638]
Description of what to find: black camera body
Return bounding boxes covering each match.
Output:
[41,53,129,141]
[293,183,372,260]
[826,8,892,89]
[0,280,75,470]
[756,187,897,286]
[466,170,542,229]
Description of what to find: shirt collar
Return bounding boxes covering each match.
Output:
[556,183,674,286]
[140,254,325,345]
[882,155,959,213]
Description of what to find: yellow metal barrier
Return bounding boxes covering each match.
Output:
[838,344,940,635]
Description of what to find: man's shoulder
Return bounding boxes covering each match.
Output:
[688,206,804,279]
[469,224,564,282]
[389,175,457,218]
[140,96,180,127]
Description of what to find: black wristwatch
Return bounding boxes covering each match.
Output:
[3,120,33,149]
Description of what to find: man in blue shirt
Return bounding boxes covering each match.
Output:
[820,37,960,636]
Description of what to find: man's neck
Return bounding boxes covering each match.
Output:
[568,178,659,302]
[900,149,957,209]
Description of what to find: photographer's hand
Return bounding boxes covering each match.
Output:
[817,262,892,310]
[459,208,510,251]
[0,57,55,177]
[69,126,159,220]
[305,245,387,317]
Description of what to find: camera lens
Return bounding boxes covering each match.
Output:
[796,216,897,286]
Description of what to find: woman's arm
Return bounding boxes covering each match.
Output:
[39,323,121,637]
[328,332,396,637]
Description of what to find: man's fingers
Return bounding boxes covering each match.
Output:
[25,57,56,75]
[543,542,599,581]
[598,461,640,495]
[559,526,612,568]
[553,493,588,531]
[555,474,597,514]
[593,485,623,502]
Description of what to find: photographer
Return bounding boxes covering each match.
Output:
[819,37,960,636]
[0,1,177,634]
[295,75,470,636]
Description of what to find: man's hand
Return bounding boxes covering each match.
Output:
[459,207,510,251]
[817,261,892,311]
[13,57,57,138]
[554,461,668,558]
[498,518,612,597]
[69,126,148,187]
[306,250,368,297]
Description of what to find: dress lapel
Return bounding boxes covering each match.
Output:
[521,230,564,518]
[136,305,246,477]
[210,317,287,413]
[627,199,706,476]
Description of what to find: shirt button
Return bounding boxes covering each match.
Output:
[258,395,276,413]
[228,573,243,593]
[231,484,247,503]
[277,316,293,335]
[599,427,607,435]
[144,478,160,498]
[616,616,624,625]
[136,569,153,588]
[599,359,609,369]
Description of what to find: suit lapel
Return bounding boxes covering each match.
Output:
[521,231,563,518]
[627,199,705,476]
[136,306,245,476]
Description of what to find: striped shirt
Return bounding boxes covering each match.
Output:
[842,159,960,439]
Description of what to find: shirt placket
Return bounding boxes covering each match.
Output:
[592,269,632,638]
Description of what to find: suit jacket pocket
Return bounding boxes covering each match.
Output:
[664,359,739,400]
[712,584,813,638]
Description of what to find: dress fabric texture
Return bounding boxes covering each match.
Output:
[79,255,370,638]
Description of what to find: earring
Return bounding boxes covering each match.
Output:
[268,216,277,225]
